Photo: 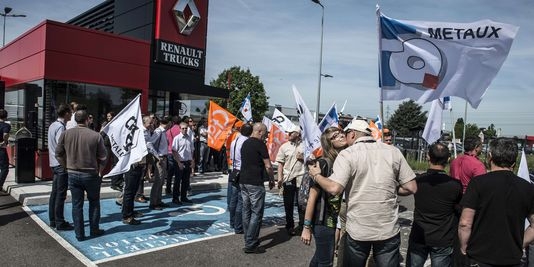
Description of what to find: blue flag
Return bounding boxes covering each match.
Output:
[318,103,339,132]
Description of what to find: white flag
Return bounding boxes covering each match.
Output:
[443,96,452,111]
[422,99,443,144]
[271,109,294,132]
[262,116,273,132]
[378,8,518,108]
[292,85,322,161]
[240,93,253,122]
[517,149,531,229]
[100,94,147,178]
[518,150,530,182]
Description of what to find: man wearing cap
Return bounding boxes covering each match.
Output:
[309,118,417,266]
[276,124,306,235]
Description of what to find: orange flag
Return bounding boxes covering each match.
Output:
[208,101,237,151]
[369,120,382,141]
[267,123,288,161]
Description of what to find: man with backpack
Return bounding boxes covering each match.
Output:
[276,124,305,236]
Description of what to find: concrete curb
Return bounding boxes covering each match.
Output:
[2,168,229,206]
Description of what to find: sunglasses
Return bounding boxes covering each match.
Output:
[330,132,345,141]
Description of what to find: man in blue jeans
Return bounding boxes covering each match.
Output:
[308,118,417,266]
[56,110,107,241]
[238,123,275,254]
[48,104,74,230]
[228,123,252,234]
[406,143,462,266]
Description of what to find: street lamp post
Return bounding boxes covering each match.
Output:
[311,0,324,123]
[1,7,26,47]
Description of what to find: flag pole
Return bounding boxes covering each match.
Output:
[462,100,468,146]
[451,109,457,158]
[376,4,384,124]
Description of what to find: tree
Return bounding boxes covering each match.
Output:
[454,118,464,140]
[464,123,481,140]
[387,100,427,137]
[454,118,480,140]
[209,66,269,122]
[484,123,497,139]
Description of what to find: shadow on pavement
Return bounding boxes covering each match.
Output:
[0,195,26,226]
[259,227,292,250]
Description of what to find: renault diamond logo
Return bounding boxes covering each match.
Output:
[173,0,201,36]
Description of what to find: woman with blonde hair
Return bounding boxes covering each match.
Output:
[301,127,348,266]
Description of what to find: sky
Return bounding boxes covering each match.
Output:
[2,0,534,137]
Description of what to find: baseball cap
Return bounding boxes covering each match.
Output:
[286,124,301,133]
[344,119,371,134]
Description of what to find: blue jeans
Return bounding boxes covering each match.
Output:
[49,166,69,225]
[240,183,265,249]
[68,171,101,239]
[406,242,452,267]
[228,175,243,232]
[198,142,209,173]
[122,165,143,219]
[166,157,177,192]
[343,233,401,267]
[310,224,336,267]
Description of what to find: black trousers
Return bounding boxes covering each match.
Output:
[173,161,191,201]
[122,165,143,219]
[282,179,304,229]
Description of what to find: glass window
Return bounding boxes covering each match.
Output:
[4,80,45,148]
[45,80,139,147]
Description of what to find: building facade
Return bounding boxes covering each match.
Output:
[0,0,227,179]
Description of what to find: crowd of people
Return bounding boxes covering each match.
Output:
[231,118,534,267]
[3,102,534,266]
[45,102,228,241]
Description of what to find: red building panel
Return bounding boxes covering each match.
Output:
[1,20,151,90]
[155,0,208,50]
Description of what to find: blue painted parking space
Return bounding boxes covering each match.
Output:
[27,189,287,264]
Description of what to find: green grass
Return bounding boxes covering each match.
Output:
[407,153,534,174]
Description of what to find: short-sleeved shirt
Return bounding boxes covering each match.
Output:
[461,170,534,265]
[239,137,269,186]
[409,169,462,247]
[328,136,415,241]
[230,134,248,171]
[450,153,486,193]
[275,141,305,185]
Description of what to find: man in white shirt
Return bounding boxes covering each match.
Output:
[276,124,305,235]
[65,102,78,130]
[172,122,194,204]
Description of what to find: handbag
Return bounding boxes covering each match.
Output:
[230,136,241,185]
[229,169,240,185]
